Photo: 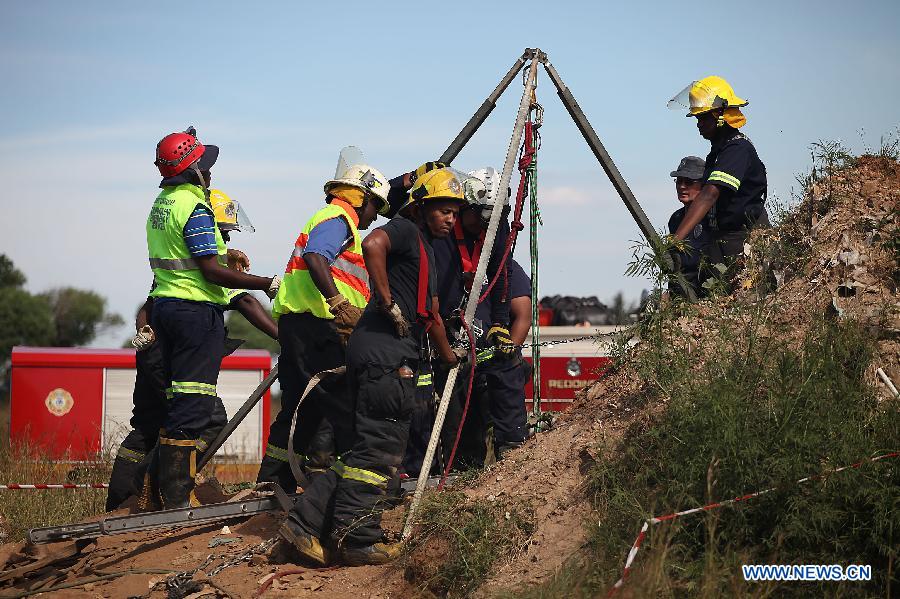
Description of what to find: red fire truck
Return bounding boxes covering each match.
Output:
[523,325,619,412]
[9,347,272,462]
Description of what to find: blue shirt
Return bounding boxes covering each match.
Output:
[183,204,218,257]
[303,218,351,264]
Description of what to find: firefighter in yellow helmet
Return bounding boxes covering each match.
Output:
[257,157,391,494]
[279,168,465,567]
[667,76,769,287]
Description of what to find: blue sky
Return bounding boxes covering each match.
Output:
[1,1,898,345]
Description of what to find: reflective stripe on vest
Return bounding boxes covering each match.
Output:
[146,184,229,305]
[272,203,370,318]
[149,257,198,270]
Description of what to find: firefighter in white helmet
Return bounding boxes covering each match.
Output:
[257,158,391,493]
[667,76,769,287]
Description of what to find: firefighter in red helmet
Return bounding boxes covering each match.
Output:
[143,127,281,509]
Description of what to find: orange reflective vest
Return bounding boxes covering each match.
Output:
[272,200,370,319]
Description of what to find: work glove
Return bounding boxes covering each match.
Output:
[131,325,155,352]
[486,324,515,359]
[227,248,250,272]
[265,275,281,300]
[327,294,363,346]
[380,300,410,337]
[409,161,447,185]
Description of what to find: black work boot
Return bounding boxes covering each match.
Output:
[158,437,200,509]
[106,446,148,511]
[279,518,327,566]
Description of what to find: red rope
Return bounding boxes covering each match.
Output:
[437,315,478,490]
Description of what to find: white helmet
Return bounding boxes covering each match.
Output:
[324,163,391,215]
[465,167,505,219]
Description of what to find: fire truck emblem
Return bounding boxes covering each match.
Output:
[45,388,74,417]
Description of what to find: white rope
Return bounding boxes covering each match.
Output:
[402,58,541,540]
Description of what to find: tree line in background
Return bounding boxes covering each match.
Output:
[0,255,124,384]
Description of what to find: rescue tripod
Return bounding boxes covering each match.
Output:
[27,48,678,547]
[403,47,689,539]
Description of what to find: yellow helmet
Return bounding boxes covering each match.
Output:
[404,168,466,211]
[668,76,748,117]
[210,189,255,233]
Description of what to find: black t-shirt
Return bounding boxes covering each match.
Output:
[703,127,768,231]
[349,216,436,366]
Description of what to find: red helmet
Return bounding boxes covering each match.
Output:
[155,131,205,177]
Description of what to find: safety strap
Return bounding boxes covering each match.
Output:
[286,366,347,487]
[416,234,435,330]
[454,220,485,284]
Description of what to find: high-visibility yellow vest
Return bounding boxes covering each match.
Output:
[146,184,228,305]
[272,201,370,318]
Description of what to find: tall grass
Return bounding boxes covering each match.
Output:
[0,437,111,543]
[523,304,898,597]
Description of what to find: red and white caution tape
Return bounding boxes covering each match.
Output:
[607,451,899,596]
[0,483,108,490]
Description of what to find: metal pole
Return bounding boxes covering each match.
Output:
[403,56,541,541]
[438,49,535,164]
[197,363,278,471]
[539,58,696,301]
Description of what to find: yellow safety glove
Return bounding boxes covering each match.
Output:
[486,324,515,359]
[327,294,363,346]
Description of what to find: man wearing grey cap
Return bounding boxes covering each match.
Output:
[667,156,711,297]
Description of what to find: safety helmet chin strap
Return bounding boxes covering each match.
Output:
[190,163,211,202]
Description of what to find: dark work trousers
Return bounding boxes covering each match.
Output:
[401,368,437,477]
[151,300,226,440]
[437,351,528,469]
[480,351,528,449]
[701,209,771,291]
[257,313,342,493]
[106,340,228,510]
[289,361,415,547]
